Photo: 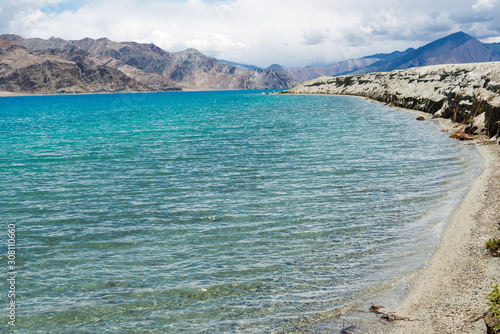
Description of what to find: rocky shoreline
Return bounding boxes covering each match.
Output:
[285,62,500,142]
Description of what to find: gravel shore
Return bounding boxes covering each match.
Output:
[388,141,500,333]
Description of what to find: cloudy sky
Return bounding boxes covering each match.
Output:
[1,0,500,67]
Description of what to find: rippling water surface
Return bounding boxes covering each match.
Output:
[0,91,481,333]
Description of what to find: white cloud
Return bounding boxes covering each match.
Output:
[473,0,496,11]
[186,33,250,54]
[2,0,500,67]
[138,30,182,51]
[302,27,331,45]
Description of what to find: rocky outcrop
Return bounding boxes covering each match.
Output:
[0,41,150,94]
[285,62,500,139]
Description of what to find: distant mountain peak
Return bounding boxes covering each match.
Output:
[265,31,500,82]
[178,48,206,56]
[0,34,25,44]
[267,64,286,71]
[449,31,472,38]
[420,31,473,50]
[381,31,500,71]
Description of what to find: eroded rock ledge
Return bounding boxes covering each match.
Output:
[285,62,500,139]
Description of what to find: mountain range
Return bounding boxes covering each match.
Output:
[0,34,298,94]
[268,32,500,81]
[0,31,499,95]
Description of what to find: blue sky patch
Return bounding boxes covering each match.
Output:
[41,1,82,14]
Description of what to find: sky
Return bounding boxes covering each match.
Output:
[1,0,500,68]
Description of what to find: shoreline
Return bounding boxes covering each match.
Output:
[352,97,500,333]
[363,95,500,332]
[285,64,500,329]
[0,87,250,97]
[387,142,500,333]
[0,91,38,97]
[351,96,500,332]
[287,93,500,332]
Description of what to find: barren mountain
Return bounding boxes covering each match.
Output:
[73,38,298,90]
[0,35,298,92]
[0,35,181,92]
[0,41,150,94]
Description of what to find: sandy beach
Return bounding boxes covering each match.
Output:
[387,139,500,333]
[0,91,36,97]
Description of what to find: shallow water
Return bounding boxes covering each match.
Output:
[0,91,481,333]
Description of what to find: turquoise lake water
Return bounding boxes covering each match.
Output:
[0,91,481,333]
